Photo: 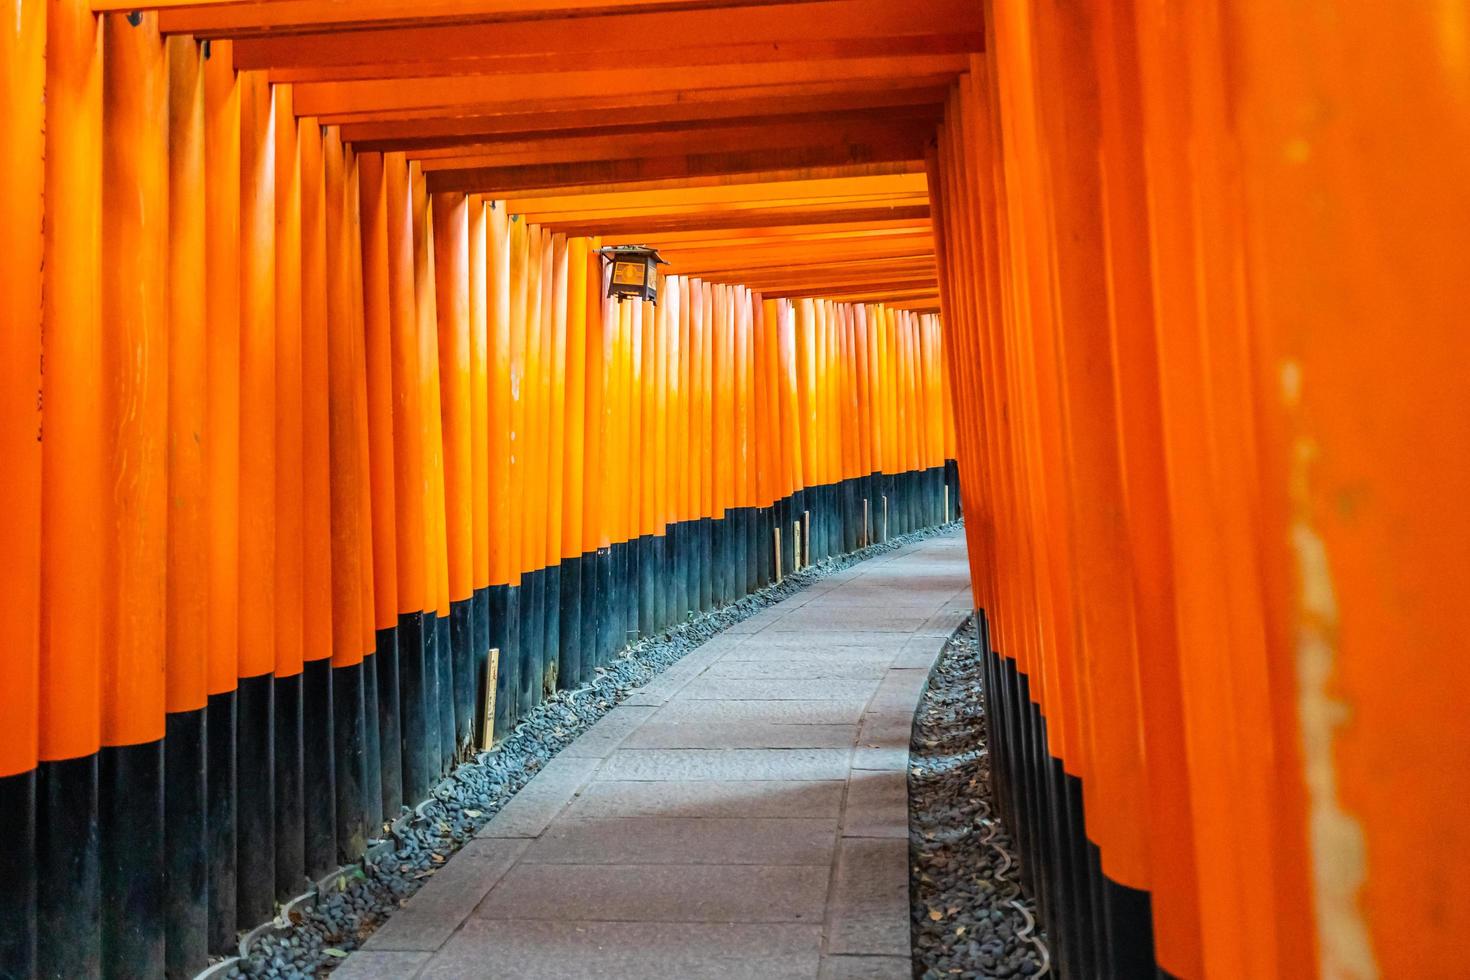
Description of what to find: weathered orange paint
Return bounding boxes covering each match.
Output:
[0,0,45,776]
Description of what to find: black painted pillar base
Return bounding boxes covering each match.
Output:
[362,649,384,834]
[698,518,714,611]
[559,558,583,691]
[519,571,541,720]
[0,768,37,979]
[471,589,490,747]
[434,612,454,775]
[421,615,442,782]
[578,553,599,677]
[487,585,513,743]
[331,660,367,865]
[273,672,305,902]
[373,625,402,821]
[38,754,100,979]
[164,709,207,979]
[593,549,617,669]
[204,691,236,954]
[621,540,638,648]
[302,658,338,879]
[450,598,475,755]
[235,672,275,927]
[637,534,657,637]
[504,585,522,729]
[100,740,165,979]
[542,565,561,700]
[396,611,431,804]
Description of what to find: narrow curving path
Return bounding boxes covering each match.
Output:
[333,529,971,980]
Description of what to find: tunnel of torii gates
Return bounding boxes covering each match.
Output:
[0,1,1465,979]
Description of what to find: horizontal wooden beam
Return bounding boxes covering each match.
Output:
[663,246,936,275]
[144,0,842,37]
[268,34,977,84]
[627,217,931,247]
[657,237,932,265]
[414,116,935,171]
[341,87,948,148]
[769,285,940,302]
[712,266,938,289]
[500,171,928,212]
[314,76,958,127]
[235,0,980,74]
[431,137,927,194]
[294,54,969,118]
[518,204,931,238]
[486,162,925,201]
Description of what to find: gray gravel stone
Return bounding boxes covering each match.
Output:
[909,617,1050,979]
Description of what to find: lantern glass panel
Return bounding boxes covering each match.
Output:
[613,260,647,287]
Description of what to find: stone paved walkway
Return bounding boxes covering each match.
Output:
[335,529,971,980]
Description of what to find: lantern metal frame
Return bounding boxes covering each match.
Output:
[598,244,669,304]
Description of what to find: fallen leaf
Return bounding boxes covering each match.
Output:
[464,809,482,818]
[928,909,943,922]
[323,949,348,959]
[429,853,446,864]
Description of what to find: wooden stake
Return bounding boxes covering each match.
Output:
[863,497,870,546]
[773,525,783,583]
[479,647,500,751]
[882,494,889,540]
[803,509,812,566]
[793,520,802,570]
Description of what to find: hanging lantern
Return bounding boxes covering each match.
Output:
[599,244,668,304]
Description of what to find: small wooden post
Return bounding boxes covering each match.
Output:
[863,498,871,547]
[944,486,950,523]
[793,521,802,570]
[803,510,812,566]
[479,647,500,751]
[773,526,783,583]
[883,495,889,541]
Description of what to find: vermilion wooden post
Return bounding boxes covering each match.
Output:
[323,128,368,867]
[356,148,401,828]
[297,117,340,882]
[163,32,211,977]
[559,236,588,687]
[468,198,491,722]
[38,3,104,969]
[0,0,45,970]
[432,190,475,749]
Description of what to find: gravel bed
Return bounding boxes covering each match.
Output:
[910,617,1049,980]
[227,521,961,979]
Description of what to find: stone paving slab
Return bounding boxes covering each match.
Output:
[676,677,884,702]
[701,659,891,680]
[330,951,431,980]
[522,816,838,866]
[825,836,912,956]
[344,530,971,979]
[620,720,857,750]
[363,839,528,951]
[597,747,854,782]
[561,779,847,821]
[652,698,872,726]
[476,755,602,838]
[473,863,831,922]
[841,770,910,839]
[714,642,900,662]
[764,611,933,633]
[557,705,660,759]
[423,921,823,980]
[818,954,914,980]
